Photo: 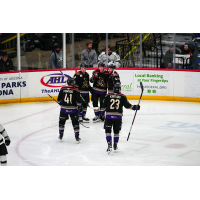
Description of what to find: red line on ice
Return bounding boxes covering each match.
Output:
[2,106,58,125]
[15,125,57,166]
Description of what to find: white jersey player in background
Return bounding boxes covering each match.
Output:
[98,46,121,68]
[0,124,11,166]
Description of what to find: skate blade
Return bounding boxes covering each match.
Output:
[107,149,112,154]
[82,121,90,123]
[93,120,101,123]
[76,138,81,144]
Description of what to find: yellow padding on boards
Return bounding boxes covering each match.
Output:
[0,95,200,104]
[126,95,200,102]
[0,97,58,104]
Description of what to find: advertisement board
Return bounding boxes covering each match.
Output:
[24,70,75,98]
[0,72,28,100]
[1,69,200,103]
[133,70,171,96]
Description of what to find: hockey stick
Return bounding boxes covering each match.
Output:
[47,94,89,129]
[127,82,144,141]
[59,70,92,109]
[47,94,58,104]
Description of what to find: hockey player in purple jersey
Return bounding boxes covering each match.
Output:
[0,124,11,166]
[57,78,82,143]
[101,83,140,153]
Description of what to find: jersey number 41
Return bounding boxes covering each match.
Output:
[64,93,72,104]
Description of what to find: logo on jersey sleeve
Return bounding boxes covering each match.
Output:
[40,73,71,88]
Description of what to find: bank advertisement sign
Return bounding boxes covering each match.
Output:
[133,70,170,96]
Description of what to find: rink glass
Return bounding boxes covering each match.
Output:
[74,33,106,68]
[19,33,64,70]
[1,33,199,70]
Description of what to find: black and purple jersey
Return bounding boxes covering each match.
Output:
[107,71,121,93]
[90,69,109,95]
[73,71,91,97]
[57,86,82,114]
[101,93,136,120]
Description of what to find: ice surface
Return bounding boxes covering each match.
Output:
[1,100,200,166]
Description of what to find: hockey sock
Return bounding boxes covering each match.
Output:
[0,155,7,166]
[59,119,66,136]
[72,120,80,136]
[59,128,64,136]
[114,134,119,143]
[75,132,79,137]
[94,108,99,116]
[83,108,87,116]
[106,133,112,143]
[78,112,83,117]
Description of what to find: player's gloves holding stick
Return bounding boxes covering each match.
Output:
[78,106,83,113]
[5,136,11,146]
[100,115,105,121]
[133,105,140,110]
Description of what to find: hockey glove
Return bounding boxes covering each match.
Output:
[5,136,11,146]
[134,105,140,110]
[93,76,98,82]
[100,115,105,121]
[78,106,83,113]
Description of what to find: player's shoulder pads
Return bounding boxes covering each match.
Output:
[76,71,82,75]
[113,71,119,76]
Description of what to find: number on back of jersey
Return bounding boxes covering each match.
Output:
[110,99,120,110]
[64,93,72,104]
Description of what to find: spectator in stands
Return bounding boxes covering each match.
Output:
[181,43,193,69]
[91,33,101,56]
[192,53,200,70]
[181,43,193,56]
[0,51,14,72]
[81,42,97,68]
[98,45,121,68]
[49,43,67,69]
[163,44,180,68]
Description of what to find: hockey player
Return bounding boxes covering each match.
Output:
[0,124,11,166]
[98,46,121,68]
[57,78,82,143]
[73,64,91,123]
[107,61,121,93]
[100,83,140,153]
[90,62,109,122]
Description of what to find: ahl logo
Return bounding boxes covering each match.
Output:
[40,73,71,88]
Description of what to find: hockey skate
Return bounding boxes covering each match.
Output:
[113,142,118,150]
[93,116,101,123]
[82,116,90,123]
[106,142,112,154]
[58,133,63,140]
[75,134,81,143]
[79,116,83,123]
